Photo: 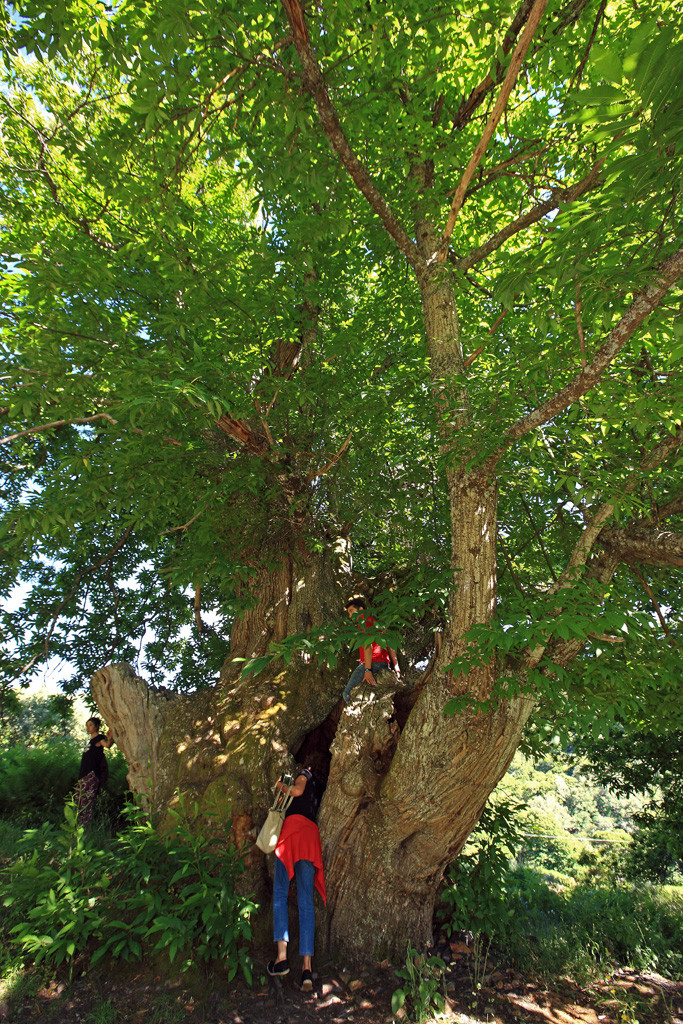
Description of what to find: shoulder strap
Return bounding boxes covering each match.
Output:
[271,785,294,813]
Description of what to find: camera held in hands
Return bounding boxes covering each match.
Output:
[280,772,294,788]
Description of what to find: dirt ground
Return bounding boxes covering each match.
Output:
[2,943,681,1024]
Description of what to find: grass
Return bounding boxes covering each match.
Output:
[148,993,187,1024]
[86,1000,119,1024]
[0,948,47,1017]
[500,869,683,983]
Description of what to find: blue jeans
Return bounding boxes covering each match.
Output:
[342,661,391,703]
[273,855,316,956]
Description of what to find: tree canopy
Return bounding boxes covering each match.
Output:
[1,0,682,745]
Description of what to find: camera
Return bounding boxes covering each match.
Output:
[280,772,293,787]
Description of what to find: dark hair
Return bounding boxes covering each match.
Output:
[301,750,330,789]
[87,717,101,731]
[346,596,366,610]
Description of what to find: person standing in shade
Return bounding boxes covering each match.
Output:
[267,752,327,992]
[342,597,400,704]
[74,717,113,826]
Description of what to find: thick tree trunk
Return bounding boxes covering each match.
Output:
[319,473,534,962]
[92,540,352,922]
[91,231,540,964]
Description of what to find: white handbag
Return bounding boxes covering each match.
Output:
[256,783,294,853]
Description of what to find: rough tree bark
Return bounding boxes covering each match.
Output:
[89,3,683,963]
[91,260,539,963]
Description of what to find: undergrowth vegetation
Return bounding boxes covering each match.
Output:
[438,796,683,984]
[1,799,256,985]
[0,707,681,1001]
[0,741,129,834]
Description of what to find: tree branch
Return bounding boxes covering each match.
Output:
[194,584,206,633]
[440,0,548,256]
[160,499,214,536]
[280,0,423,273]
[463,309,508,368]
[493,245,683,460]
[451,0,593,133]
[524,425,683,669]
[626,563,676,644]
[306,432,352,484]
[601,526,683,569]
[0,413,119,445]
[454,163,603,271]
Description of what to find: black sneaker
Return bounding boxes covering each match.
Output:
[267,959,290,977]
[301,969,313,992]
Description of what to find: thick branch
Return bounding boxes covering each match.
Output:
[601,526,683,569]
[0,413,118,445]
[454,164,602,271]
[451,0,593,132]
[496,245,683,457]
[441,0,548,253]
[280,0,423,273]
[215,414,270,454]
[194,584,206,633]
[652,492,683,524]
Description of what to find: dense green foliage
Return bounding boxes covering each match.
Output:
[0,691,75,748]
[2,800,255,982]
[500,872,683,982]
[0,0,680,747]
[0,743,128,829]
[437,770,683,982]
[0,733,680,987]
[439,800,521,939]
[0,693,129,831]
[576,729,683,882]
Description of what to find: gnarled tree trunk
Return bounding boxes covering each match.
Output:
[91,248,541,964]
[92,473,535,963]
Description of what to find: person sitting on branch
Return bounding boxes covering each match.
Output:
[342,596,400,704]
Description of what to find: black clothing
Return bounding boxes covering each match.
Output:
[78,734,107,782]
[284,768,321,823]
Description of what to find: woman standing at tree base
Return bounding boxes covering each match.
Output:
[74,717,113,826]
[267,752,327,992]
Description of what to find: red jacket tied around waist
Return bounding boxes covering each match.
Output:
[275,814,327,904]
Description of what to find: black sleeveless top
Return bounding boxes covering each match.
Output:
[79,735,107,781]
[284,768,321,823]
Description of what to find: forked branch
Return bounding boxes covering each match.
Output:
[494,245,683,462]
[280,0,423,273]
[440,0,548,256]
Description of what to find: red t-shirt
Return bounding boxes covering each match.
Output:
[357,614,391,666]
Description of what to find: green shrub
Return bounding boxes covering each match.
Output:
[501,868,683,981]
[438,799,522,939]
[3,803,115,983]
[392,943,447,1023]
[2,797,256,983]
[0,744,128,829]
[0,743,82,825]
[93,800,256,979]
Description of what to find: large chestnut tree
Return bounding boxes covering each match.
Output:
[1,0,682,960]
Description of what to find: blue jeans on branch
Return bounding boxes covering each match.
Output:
[273,855,316,956]
[343,661,391,703]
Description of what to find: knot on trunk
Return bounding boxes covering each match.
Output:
[90,662,173,806]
